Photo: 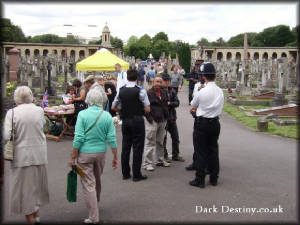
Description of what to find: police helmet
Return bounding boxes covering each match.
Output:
[199,62,216,76]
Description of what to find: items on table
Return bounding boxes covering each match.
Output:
[44,104,74,115]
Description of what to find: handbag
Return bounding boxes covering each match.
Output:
[66,166,77,202]
[4,109,14,161]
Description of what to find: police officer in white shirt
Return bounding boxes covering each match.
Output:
[114,63,128,93]
[189,62,224,188]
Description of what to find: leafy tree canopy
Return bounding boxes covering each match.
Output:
[0,18,27,42]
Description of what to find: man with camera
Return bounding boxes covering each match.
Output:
[189,62,224,188]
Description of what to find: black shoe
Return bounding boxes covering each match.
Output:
[172,156,185,162]
[132,175,148,182]
[209,176,218,186]
[185,164,196,171]
[189,178,205,188]
[122,175,131,180]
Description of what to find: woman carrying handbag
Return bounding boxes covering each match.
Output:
[3,86,49,224]
[69,88,118,224]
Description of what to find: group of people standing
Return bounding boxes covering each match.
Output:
[3,60,224,224]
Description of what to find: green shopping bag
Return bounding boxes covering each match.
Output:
[66,166,77,202]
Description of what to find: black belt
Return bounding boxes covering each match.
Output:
[195,116,219,121]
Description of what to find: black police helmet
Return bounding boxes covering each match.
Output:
[162,73,171,81]
[199,62,216,76]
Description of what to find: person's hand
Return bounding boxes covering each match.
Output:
[190,107,196,114]
[168,101,170,105]
[112,158,118,170]
[69,158,76,167]
[107,88,112,94]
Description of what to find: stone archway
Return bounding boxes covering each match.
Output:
[25,49,30,56]
[43,49,48,56]
[235,52,241,61]
[253,52,259,60]
[70,50,75,59]
[281,52,287,58]
[79,50,85,58]
[61,50,66,59]
[262,52,268,60]
[217,52,223,61]
[272,52,277,59]
[226,52,232,61]
[53,49,58,55]
[247,52,250,59]
[34,49,40,56]
[289,51,297,62]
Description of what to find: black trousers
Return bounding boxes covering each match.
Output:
[188,87,193,103]
[121,116,145,178]
[163,120,180,158]
[193,117,220,179]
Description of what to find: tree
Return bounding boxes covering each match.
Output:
[197,38,210,47]
[152,32,168,43]
[27,33,82,44]
[139,34,151,42]
[0,18,27,42]
[88,40,101,45]
[27,34,64,43]
[178,42,191,74]
[216,37,226,46]
[127,35,138,46]
[111,36,123,51]
[152,40,170,60]
[287,25,299,46]
[254,25,294,47]
[62,35,81,44]
[227,32,258,47]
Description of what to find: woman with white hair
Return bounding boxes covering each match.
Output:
[69,88,118,224]
[3,86,49,224]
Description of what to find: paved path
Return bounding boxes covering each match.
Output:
[2,86,297,224]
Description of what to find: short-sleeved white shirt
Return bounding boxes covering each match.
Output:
[190,82,224,118]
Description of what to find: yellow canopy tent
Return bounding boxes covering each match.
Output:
[76,48,129,71]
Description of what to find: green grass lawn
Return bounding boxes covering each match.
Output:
[223,102,298,139]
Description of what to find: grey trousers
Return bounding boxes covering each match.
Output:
[77,152,106,222]
[143,119,167,167]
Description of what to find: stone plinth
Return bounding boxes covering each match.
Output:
[8,48,20,81]
[254,104,298,117]
[270,92,288,106]
[252,91,275,99]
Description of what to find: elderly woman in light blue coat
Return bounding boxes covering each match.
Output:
[3,86,49,224]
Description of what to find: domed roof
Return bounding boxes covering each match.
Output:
[102,23,110,33]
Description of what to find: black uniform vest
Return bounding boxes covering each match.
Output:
[119,86,144,119]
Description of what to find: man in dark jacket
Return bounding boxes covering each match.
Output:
[186,66,199,103]
[162,73,185,162]
[137,64,145,87]
[142,77,170,171]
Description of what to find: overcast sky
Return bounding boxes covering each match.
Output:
[3,2,298,45]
